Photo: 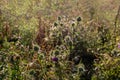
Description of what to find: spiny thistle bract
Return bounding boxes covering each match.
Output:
[77,16,82,22]
[58,16,61,21]
[54,22,58,26]
[33,44,40,52]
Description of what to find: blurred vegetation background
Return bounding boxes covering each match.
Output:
[1,0,120,22]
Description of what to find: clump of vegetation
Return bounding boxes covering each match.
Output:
[0,0,120,80]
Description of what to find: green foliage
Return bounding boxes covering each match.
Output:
[93,56,120,80]
[0,0,120,80]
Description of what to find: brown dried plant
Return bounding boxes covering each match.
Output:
[35,16,53,54]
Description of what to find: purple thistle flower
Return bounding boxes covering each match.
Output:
[52,57,58,62]
[118,43,120,48]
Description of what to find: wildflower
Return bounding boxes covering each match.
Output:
[60,23,63,26]
[72,23,75,26]
[118,43,120,48]
[54,50,59,55]
[77,16,81,22]
[54,22,58,26]
[46,64,52,69]
[33,45,40,52]
[52,57,58,62]
[58,16,61,21]
[29,70,35,75]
